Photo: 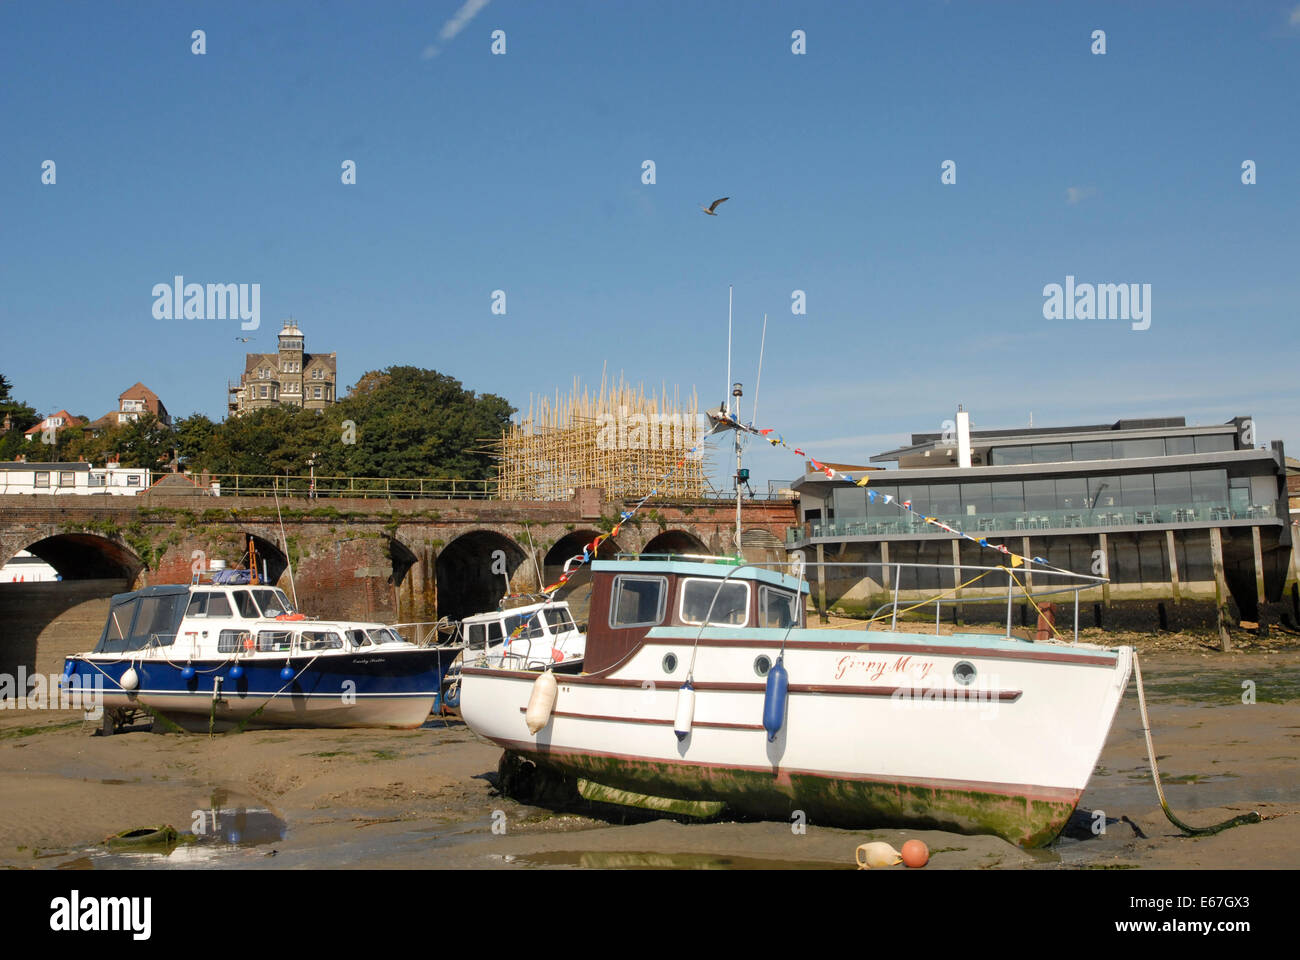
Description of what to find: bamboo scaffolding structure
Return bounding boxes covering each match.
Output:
[495,373,708,501]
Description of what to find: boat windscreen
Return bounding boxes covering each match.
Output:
[95,591,188,653]
[251,589,294,617]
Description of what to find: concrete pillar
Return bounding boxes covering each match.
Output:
[1098,533,1110,607]
[1209,527,1231,652]
[880,540,891,591]
[1252,526,1266,607]
[1021,537,1032,591]
[1166,529,1181,604]
[815,541,828,624]
[950,538,963,625]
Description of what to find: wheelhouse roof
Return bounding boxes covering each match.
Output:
[591,558,808,594]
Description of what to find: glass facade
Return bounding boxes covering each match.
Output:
[988,432,1236,465]
[802,467,1281,540]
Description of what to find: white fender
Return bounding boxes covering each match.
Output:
[120,666,139,692]
[673,682,695,741]
[525,669,558,734]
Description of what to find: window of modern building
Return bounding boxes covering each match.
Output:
[1023,479,1056,511]
[1072,440,1113,461]
[960,482,991,515]
[1031,442,1072,464]
[832,487,866,519]
[897,484,931,515]
[1189,469,1228,503]
[1055,476,1087,511]
[989,445,1033,466]
[1154,472,1192,504]
[1119,473,1155,506]
[1164,436,1195,455]
[1194,434,1233,453]
[929,484,960,515]
[1113,438,1165,459]
[991,480,1024,513]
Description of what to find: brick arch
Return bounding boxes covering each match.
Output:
[17,532,146,582]
[435,528,533,622]
[642,528,711,557]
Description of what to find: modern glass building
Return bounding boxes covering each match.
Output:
[788,415,1295,630]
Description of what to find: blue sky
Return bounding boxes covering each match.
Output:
[2,1,1297,488]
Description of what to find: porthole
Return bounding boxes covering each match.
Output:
[953,661,976,686]
[661,653,678,674]
[754,655,772,677]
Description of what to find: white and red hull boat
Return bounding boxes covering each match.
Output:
[461,557,1132,847]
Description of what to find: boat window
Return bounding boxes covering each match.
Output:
[466,623,486,651]
[610,575,668,628]
[504,612,545,640]
[219,630,253,653]
[347,629,371,648]
[186,592,232,618]
[252,589,292,618]
[128,594,185,646]
[300,630,343,651]
[486,620,504,644]
[365,628,403,645]
[231,591,260,619]
[679,579,749,626]
[257,630,293,652]
[543,607,576,634]
[759,586,800,629]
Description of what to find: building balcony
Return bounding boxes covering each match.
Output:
[787,500,1279,545]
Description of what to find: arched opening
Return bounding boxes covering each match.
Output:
[236,534,289,587]
[0,534,145,691]
[642,529,710,557]
[436,531,530,622]
[20,534,144,582]
[542,531,621,624]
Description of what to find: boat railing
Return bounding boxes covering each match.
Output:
[694,559,1108,644]
[389,621,459,648]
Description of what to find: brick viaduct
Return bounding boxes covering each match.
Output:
[0,488,798,629]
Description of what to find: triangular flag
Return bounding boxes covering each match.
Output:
[855,476,870,487]
[1011,555,1024,568]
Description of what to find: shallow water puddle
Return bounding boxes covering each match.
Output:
[56,804,287,869]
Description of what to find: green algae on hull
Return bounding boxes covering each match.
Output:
[512,749,1077,848]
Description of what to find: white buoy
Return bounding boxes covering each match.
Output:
[120,666,139,692]
[673,681,695,741]
[525,669,557,734]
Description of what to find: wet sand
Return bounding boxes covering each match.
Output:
[1,641,1297,870]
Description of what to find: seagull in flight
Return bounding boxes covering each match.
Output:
[235,337,254,343]
[700,197,729,216]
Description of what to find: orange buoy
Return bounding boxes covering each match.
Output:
[901,839,929,868]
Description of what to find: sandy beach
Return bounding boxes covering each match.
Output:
[2,634,1297,871]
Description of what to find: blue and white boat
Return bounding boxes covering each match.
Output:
[62,576,460,733]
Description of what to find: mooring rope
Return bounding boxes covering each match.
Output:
[1132,651,1261,836]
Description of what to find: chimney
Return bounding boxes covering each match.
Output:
[956,406,972,469]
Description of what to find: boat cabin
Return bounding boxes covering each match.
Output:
[460,600,583,669]
[91,583,409,659]
[584,556,808,672]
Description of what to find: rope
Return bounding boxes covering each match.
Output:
[861,568,997,627]
[1006,569,1071,643]
[1132,652,1261,836]
[225,655,321,735]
